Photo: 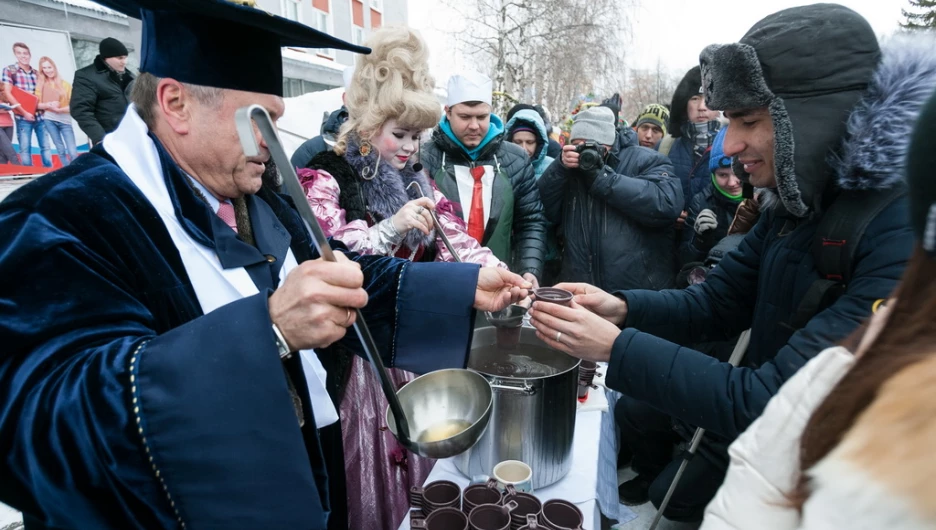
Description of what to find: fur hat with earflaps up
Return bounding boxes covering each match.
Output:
[699,4,881,218]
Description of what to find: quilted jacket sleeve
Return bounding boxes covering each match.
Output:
[501,144,548,278]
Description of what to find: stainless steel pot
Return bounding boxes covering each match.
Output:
[453,326,580,489]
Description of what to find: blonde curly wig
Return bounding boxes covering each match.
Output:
[335,26,440,155]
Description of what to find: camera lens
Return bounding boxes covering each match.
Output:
[579,149,601,171]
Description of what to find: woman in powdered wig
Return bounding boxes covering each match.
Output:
[299,26,505,529]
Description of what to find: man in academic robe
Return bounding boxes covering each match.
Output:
[0,1,530,528]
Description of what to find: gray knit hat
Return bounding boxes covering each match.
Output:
[571,106,616,146]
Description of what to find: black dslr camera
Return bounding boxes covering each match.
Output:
[575,141,608,172]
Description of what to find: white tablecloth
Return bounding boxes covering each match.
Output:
[399,380,635,530]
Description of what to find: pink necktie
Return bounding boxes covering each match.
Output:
[217,201,238,233]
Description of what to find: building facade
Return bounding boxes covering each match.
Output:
[1,0,407,98]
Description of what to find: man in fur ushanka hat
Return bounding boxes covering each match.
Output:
[529,3,931,521]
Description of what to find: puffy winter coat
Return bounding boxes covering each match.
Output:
[71,55,134,145]
[703,345,936,530]
[681,184,740,265]
[663,127,718,210]
[538,125,681,292]
[605,7,928,440]
[420,116,547,277]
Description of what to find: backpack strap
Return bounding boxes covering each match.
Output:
[790,184,907,329]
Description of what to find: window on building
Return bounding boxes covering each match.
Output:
[352,27,365,46]
[370,0,383,12]
[281,0,300,21]
[312,9,334,57]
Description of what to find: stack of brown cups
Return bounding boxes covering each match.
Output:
[577,361,597,401]
[462,478,503,515]
[468,500,519,530]
[411,507,469,530]
[410,480,461,519]
[503,485,542,530]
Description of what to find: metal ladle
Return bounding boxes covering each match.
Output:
[234,105,413,449]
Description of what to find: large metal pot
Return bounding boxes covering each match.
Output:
[453,326,580,489]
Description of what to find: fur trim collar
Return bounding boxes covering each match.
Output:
[343,134,436,250]
[833,33,936,191]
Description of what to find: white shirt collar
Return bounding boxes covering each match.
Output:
[186,175,227,214]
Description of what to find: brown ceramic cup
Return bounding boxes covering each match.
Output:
[469,500,519,530]
[532,288,573,307]
[463,478,503,515]
[411,506,470,530]
[410,480,461,515]
[503,485,542,530]
[539,499,584,530]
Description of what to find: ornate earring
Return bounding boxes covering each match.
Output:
[359,141,372,157]
[361,146,380,181]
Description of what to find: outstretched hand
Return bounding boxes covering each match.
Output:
[475,268,533,312]
[528,299,619,362]
[553,282,628,326]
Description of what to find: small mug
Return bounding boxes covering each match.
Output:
[539,499,584,530]
[468,500,519,530]
[463,478,502,515]
[411,506,469,530]
[532,287,573,307]
[493,460,534,493]
[410,480,461,515]
[504,485,542,529]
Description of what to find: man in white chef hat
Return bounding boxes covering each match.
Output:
[419,70,548,285]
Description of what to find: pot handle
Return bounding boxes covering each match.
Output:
[489,380,537,395]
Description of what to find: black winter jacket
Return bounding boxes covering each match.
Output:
[71,56,134,145]
[538,127,681,292]
[420,127,548,277]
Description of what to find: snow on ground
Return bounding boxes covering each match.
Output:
[279,88,345,159]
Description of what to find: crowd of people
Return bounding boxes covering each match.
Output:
[0,0,935,529]
[0,37,133,168]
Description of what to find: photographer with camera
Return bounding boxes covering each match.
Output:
[538,105,680,292]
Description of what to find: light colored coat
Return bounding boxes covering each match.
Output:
[702,346,936,530]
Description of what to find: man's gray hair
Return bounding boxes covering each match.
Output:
[130,72,225,130]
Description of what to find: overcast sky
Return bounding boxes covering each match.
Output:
[408,0,906,84]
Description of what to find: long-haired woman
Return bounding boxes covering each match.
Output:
[36,56,78,165]
[299,26,505,530]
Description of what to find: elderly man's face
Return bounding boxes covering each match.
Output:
[188,89,284,199]
[723,107,776,188]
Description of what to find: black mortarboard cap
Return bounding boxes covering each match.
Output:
[92,0,370,96]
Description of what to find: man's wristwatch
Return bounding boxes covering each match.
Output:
[271,323,293,360]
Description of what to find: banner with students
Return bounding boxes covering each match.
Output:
[0,23,89,176]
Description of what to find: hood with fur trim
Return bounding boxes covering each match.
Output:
[701,4,883,218]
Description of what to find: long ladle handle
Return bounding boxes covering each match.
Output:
[405,181,462,263]
[234,105,412,445]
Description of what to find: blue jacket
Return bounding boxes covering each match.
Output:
[606,29,933,440]
[504,109,555,179]
[663,121,720,210]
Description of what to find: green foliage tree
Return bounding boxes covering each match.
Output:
[901,0,936,29]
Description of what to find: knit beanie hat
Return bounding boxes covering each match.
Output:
[99,37,129,59]
[906,87,936,257]
[570,106,616,146]
[635,104,670,136]
[709,127,732,172]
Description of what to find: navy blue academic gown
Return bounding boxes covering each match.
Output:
[0,140,481,529]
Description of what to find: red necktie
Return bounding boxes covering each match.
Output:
[217,201,238,233]
[468,166,486,242]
